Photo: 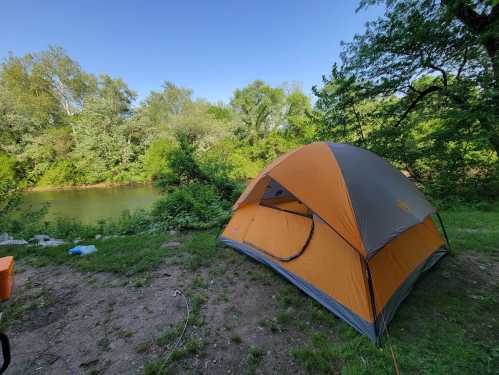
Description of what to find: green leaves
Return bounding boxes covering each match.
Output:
[231,80,286,144]
[314,0,499,200]
[151,183,229,230]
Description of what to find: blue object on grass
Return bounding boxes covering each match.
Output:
[68,245,97,256]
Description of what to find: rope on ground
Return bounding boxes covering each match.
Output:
[156,288,190,374]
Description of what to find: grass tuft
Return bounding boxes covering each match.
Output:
[245,345,265,375]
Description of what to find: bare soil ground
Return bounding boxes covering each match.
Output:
[2,244,498,375]
[3,250,316,375]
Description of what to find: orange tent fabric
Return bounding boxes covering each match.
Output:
[221,142,448,343]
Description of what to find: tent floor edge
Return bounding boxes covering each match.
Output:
[219,236,378,343]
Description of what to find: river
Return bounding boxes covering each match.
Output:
[22,184,162,224]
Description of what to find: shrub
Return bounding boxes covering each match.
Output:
[0,153,16,184]
[153,137,205,190]
[142,139,176,180]
[151,183,230,230]
[43,217,97,240]
[197,152,245,202]
[102,209,152,235]
[37,159,84,187]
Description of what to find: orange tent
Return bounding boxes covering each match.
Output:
[220,142,448,343]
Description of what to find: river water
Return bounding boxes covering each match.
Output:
[22,184,161,224]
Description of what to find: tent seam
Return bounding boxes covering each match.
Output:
[326,143,367,257]
[365,211,438,260]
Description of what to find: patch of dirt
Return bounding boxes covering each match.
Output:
[456,252,499,288]
[3,263,187,374]
[2,250,496,374]
[1,252,314,374]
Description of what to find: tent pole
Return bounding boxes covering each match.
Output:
[363,257,381,346]
[435,212,452,253]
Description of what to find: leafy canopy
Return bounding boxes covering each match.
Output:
[314,0,499,199]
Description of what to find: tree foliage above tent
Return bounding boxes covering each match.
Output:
[314,0,499,199]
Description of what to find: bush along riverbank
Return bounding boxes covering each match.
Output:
[0,202,228,245]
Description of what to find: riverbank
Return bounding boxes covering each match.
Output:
[26,181,151,192]
[0,204,497,374]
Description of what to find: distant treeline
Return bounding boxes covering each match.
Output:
[0,46,313,188]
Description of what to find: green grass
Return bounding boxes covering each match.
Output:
[181,230,221,270]
[155,325,182,347]
[142,289,208,374]
[292,260,499,374]
[0,230,224,276]
[0,233,175,275]
[230,334,242,344]
[169,338,206,361]
[289,202,499,374]
[186,292,207,327]
[245,345,265,375]
[439,202,499,255]
[191,275,207,289]
[97,337,111,352]
[136,341,150,353]
[143,338,207,375]
[291,333,337,373]
[0,286,53,330]
[143,334,207,374]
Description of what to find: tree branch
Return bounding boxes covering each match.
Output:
[408,85,421,94]
[424,61,448,87]
[394,85,441,127]
[457,46,468,79]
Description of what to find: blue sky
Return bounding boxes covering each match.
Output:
[1,1,383,104]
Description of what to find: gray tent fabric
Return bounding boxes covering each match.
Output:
[261,179,294,201]
[328,143,435,255]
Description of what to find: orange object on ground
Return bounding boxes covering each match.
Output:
[0,256,14,301]
[221,142,449,344]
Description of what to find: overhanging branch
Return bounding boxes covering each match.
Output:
[394,85,441,127]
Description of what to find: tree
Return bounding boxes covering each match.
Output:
[318,0,498,154]
[38,46,96,116]
[133,81,194,142]
[0,52,61,150]
[71,75,138,182]
[314,0,499,198]
[230,80,286,144]
[0,47,97,182]
[282,85,313,140]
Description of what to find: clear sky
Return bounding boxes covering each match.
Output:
[1,1,383,104]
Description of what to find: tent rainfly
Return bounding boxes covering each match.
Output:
[220,142,448,343]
